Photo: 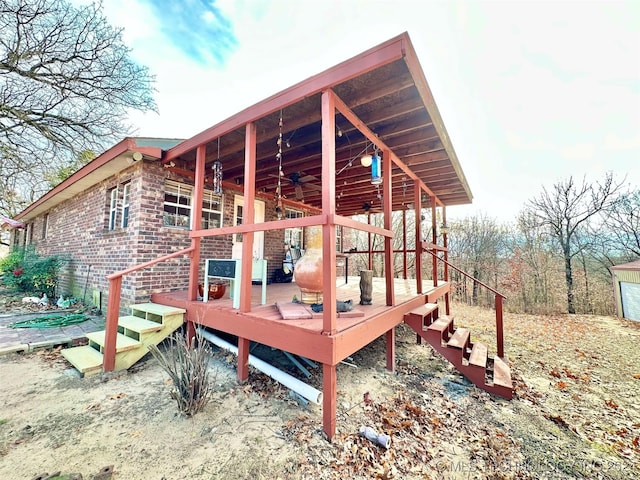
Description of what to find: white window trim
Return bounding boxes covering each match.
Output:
[109,187,118,230]
[164,180,223,229]
[284,208,304,249]
[121,183,131,228]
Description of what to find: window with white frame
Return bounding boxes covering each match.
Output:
[42,214,49,239]
[336,225,342,253]
[121,183,131,228]
[202,190,223,229]
[284,208,303,248]
[163,180,223,229]
[25,223,33,245]
[163,181,192,228]
[108,187,118,230]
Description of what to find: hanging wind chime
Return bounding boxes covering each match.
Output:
[275,111,285,219]
[212,137,223,195]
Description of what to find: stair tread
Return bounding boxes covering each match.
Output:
[492,356,513,388]
[447,328,470,349]
[469,341,488,368]
[119,315,163,333]
[408,303,439,317]
[61,345,103,373]
[130,303,185,316]
[427,318,453,332]
[86,331,141,352]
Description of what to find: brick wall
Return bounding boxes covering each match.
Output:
[22,160,294,311]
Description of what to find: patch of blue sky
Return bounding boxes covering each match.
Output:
[143,0,237,64]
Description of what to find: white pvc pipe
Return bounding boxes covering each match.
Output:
[197,328,323,405]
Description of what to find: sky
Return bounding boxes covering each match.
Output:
[91,0,639,222]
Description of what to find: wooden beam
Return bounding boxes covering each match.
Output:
[386,328,396,372]
[189,145,206,302]
[431,195,438,287]
[332,91,443,208]
[414,181,423,293]
[402,210,407,279]
[237,337,250,382]
[190,214,327,238]
[323,363,337,441]
[103,275,121,372]
[321,90,338,336]
[383,147,394,306]
[368,213,373,270]
[332,294,427,362]
[330,214,392,238]
[165,35,407,162]
[240,123,257,313]
[443,205,451,316]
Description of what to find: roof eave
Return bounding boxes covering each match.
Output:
[15,138,163,221]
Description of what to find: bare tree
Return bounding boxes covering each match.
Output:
[447,213,504,306]
[527,173,624,314]
[603,189,640,259]
[0,0,157,217]
[505,210,559,313]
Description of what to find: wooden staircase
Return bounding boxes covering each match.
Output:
[62,303,185,376]
[404,302,513,399]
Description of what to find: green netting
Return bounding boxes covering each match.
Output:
[8,313,89,329]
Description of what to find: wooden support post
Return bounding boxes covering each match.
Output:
[431,195,438,287]
[321,90,337,335]
[443,206,451,316]
[367,213,373,270]
[185,320,196,347]
[496,295,504,358]
[386,327,395,372]
[402,209,407,279]
[414,181,422,293]
[240,122,257,313]
[189,145,205,302]
[382,147,394,306]
[237,337,250,382]
[103,276,122,372]
[323,363,337,441]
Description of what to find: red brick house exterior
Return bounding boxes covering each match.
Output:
[9,137,317,311]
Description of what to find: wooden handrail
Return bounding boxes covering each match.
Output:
[103,246,196,371]
[422,242,506,358]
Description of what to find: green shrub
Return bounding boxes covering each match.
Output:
[0,246,68,297]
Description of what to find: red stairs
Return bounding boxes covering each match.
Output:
[404,302,513,399]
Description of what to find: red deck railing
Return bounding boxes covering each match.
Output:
[422,242,506,358]
[103,246,196,371]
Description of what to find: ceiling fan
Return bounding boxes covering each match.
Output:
[269,171,321,200]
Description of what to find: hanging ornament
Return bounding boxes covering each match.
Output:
[275,110,284,219]
[371,148,382,185]
[212,137,223,195]
[212,161,223,195]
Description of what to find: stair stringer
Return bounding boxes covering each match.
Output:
[112,311,183,372]
[61,303,185,375]
[404,310,513,399]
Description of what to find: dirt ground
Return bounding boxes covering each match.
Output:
[0,300,639,480]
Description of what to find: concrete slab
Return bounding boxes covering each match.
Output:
[0,311,105,356]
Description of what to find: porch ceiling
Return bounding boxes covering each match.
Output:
[165,33,472,217]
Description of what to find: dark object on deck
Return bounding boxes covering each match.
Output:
[272,268,293,283]
[338,299,354,312]
[311,299,354,313]
[360,270,373,305]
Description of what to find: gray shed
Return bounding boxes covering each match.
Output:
[611,260,640,321]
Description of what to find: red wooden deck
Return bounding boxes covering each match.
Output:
[151,277,449,366]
